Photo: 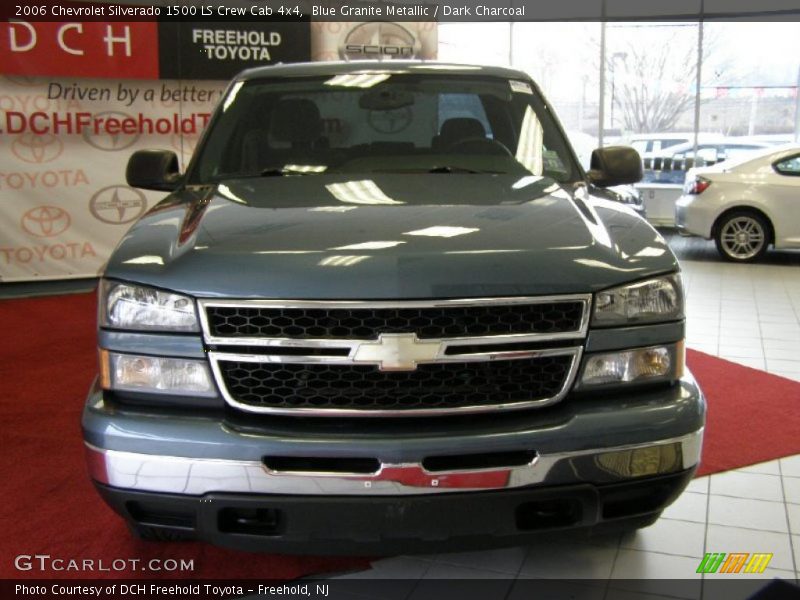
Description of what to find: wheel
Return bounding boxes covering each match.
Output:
[127,523,193,542]
[714,210,770,262]
[446,137,513,156]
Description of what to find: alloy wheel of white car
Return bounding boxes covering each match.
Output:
[715,212,769,262]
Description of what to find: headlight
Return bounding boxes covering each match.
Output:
[100,280,199,332]
[577,342,684,389]
[593,274,683,326]
[100,350,216,397]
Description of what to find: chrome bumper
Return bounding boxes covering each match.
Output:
[86,429,703,497]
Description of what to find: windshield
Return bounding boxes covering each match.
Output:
[189,73,580,184]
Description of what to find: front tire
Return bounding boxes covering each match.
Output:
[714,210,770,262]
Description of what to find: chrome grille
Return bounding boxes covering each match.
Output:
[218,355,574,412]
[206,302,585,340]
[199,296,590,417]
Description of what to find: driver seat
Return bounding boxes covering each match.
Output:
[432,118,486,151]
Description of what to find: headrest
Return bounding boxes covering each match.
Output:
[438,118,486,147]
[269,99,322,144]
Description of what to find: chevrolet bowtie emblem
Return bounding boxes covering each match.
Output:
[352,333,443,371]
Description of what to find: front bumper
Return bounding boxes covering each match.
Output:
[94,469,695,555]
[83,373,704,552]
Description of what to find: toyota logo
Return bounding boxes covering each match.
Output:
[21,206,71,238]
[89,186,148,225]
[82,111,140,151]
[11,132,64,164]
[367,107,413,134]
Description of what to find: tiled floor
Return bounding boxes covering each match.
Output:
[330,232,800,592]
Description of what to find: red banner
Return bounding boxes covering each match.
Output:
[0,21,159,79]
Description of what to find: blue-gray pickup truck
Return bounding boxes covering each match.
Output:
[83,61,704,554]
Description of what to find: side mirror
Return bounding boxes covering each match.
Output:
[587,146,643,187]
[126,149,181,191]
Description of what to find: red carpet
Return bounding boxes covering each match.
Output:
[1,292,799,577]
[0,292,368,580]
[688,348,800,477]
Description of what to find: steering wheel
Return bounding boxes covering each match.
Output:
[446,137,513,157]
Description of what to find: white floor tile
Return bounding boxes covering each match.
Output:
[719,324,761,337]
[721,356,766,370]
[518,540,617,579]
[708,496,788,533]
[686,476,709,494]
[759,312,799,324]
[610,551,703,580]
[794,535,800,576]
[705,525,795,571]
[686,336,719,348]
[686,343,718,354]
[738,460,781,475]
[764,346,800,360]
[785,477,800,505]
[620,518,706,558]
[781,455,800,479]
[718,344,764,359]
[760,325,800,341]
[787,503,800,536]
[769,370,800,382]
[661,492,708,523]
[337,556,432,580]
[710,471,784,502]
[610,550,701,598]
[718,334,762,346]
[765,358,800,373]
[434,546,526,575]
[763,339,800,352]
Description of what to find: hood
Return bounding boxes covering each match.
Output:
[106,174,678,299]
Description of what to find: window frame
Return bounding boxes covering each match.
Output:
[771,153,800,177]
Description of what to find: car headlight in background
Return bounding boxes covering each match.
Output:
[593,274,683,326]
[99,350,216,397]
[100,280,199,332]
[577,342,684,389]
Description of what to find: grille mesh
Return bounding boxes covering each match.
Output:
[206,302,584,340]
[218,356,573,411]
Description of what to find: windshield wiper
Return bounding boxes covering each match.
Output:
[260,166,323,177]
[376,166,504,174]
[427,165,486,174]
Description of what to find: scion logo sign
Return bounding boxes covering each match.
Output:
[11,132,64,164]
[90,186,147,225]
[21,206,71,238]
[340,22,419,60]
[82,110,140,151]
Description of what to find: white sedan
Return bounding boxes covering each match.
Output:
[675,145,800,262]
